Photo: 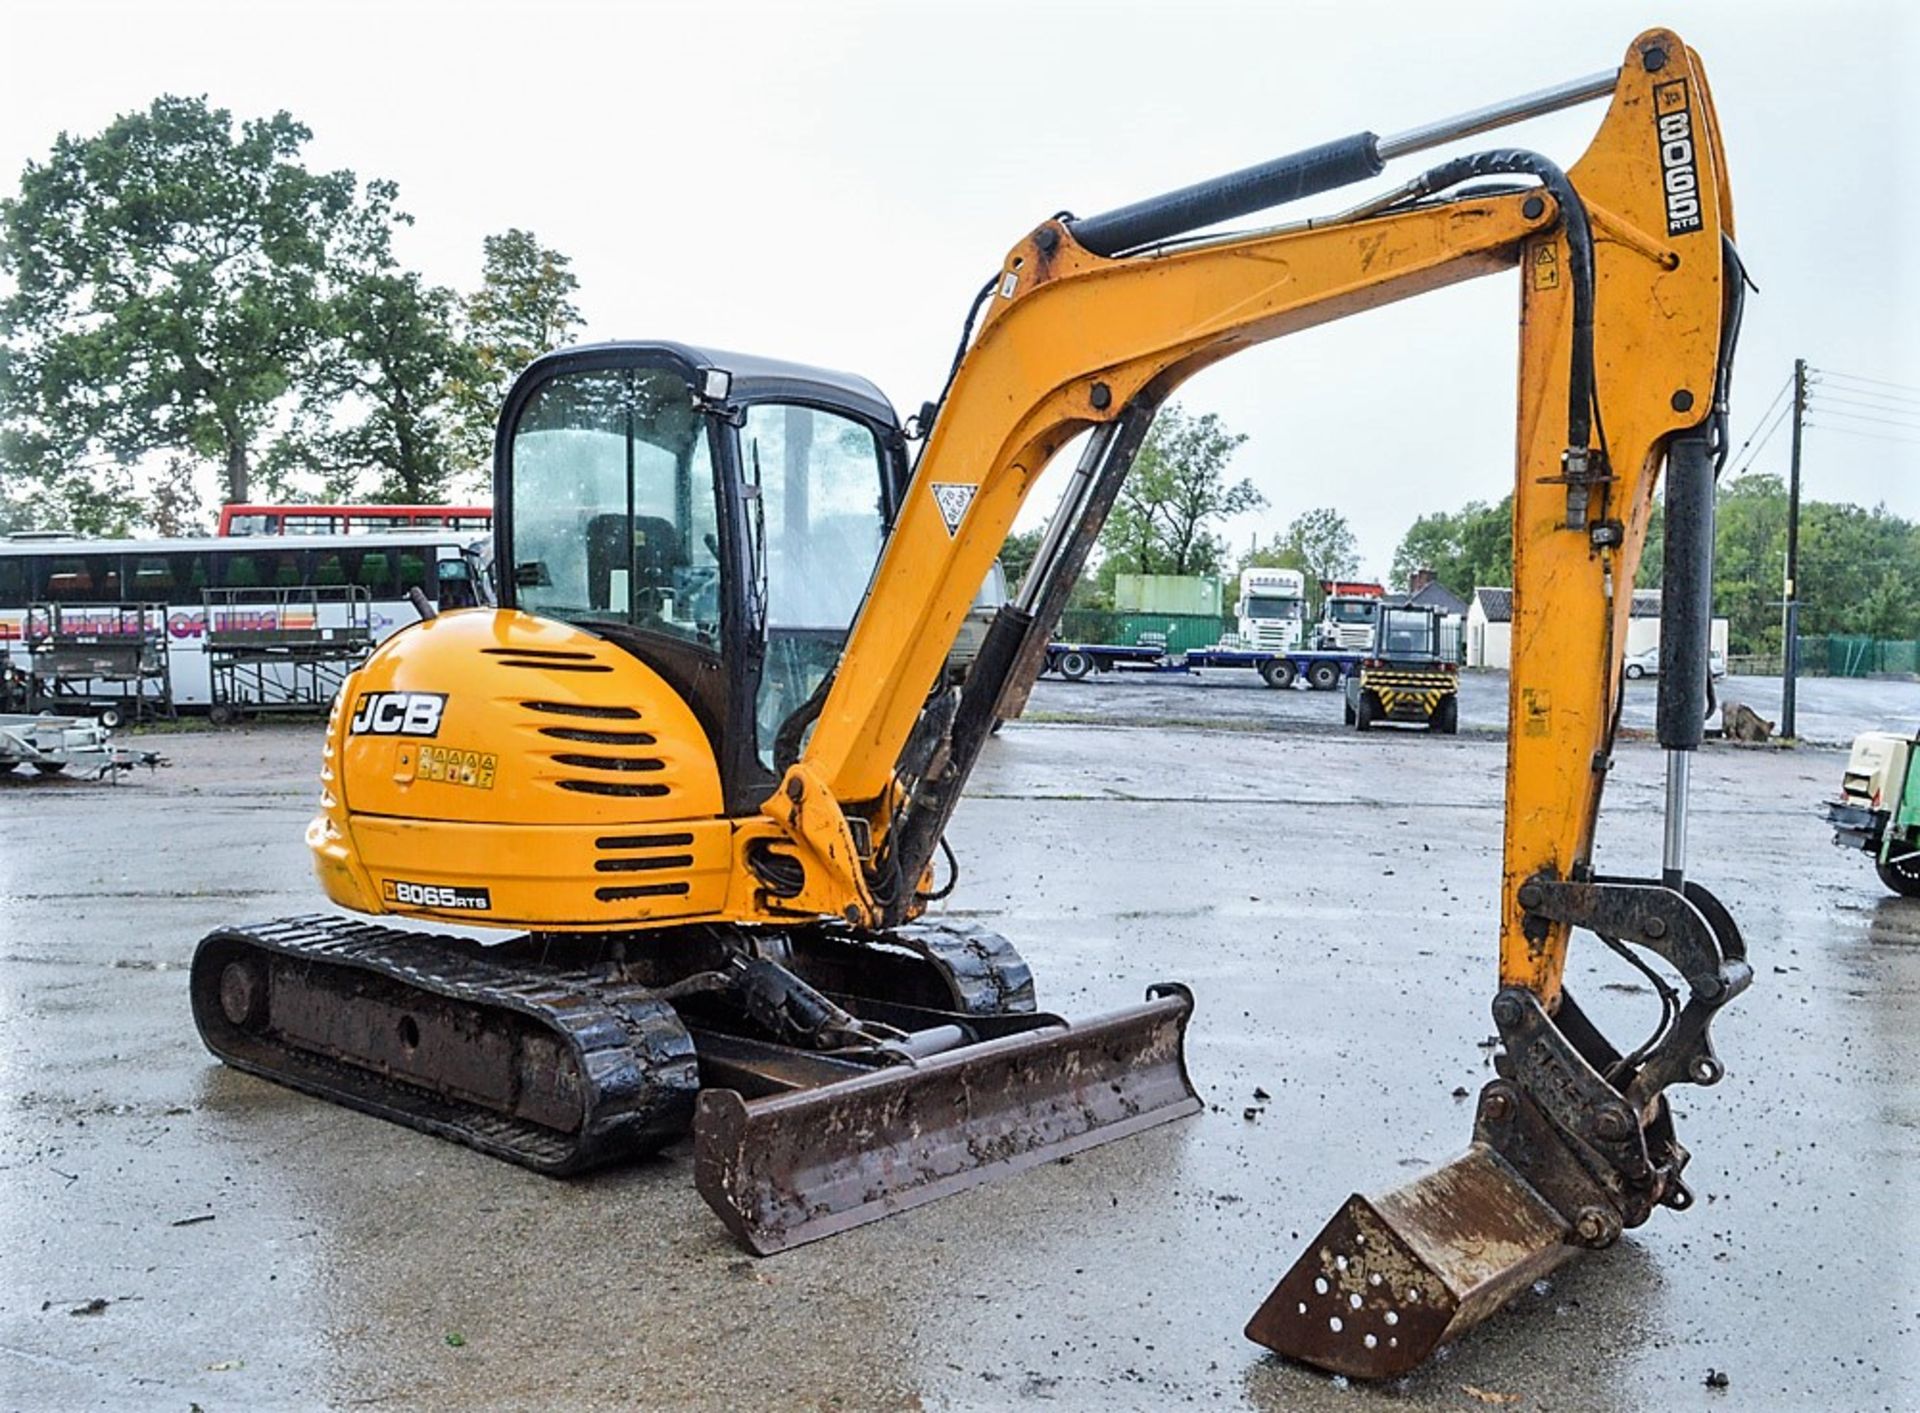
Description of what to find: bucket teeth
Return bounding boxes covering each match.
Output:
[1247,1143,1574,1379]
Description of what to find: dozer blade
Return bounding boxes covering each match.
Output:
[693,983,1200,1254]
[1247,1141,1574,1379]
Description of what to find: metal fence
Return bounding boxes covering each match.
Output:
[1056,611,1237,655]
[1800,635,1920,678]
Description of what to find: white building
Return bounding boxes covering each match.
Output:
[1466,588,1728,670]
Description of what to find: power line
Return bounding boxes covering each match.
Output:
[1806,422,1920,449]
[1810,389,1920,419]
[1727,399,1792,478]
[1813,407,1920,432]
[1729,369,1792,452]
[1811,367,1920,399]
[1810,391,1920,418]
[1811,376,1920,406]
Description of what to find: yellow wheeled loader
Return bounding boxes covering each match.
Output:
[195,27,1749,1378]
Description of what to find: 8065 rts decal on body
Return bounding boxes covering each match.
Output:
[349,691,447,737]
[382,879,491,912]
[1652,79,1703,236]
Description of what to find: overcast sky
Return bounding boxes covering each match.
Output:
[4,0,1916,580]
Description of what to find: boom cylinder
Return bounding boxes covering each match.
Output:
[1066,68,1618,258]
[1656,432,1716,883]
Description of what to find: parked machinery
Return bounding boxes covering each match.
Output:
[1345,602,1459,732]
[195,29,1749,1379]
[1825,730,1920,896]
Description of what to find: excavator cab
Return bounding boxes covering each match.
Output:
[499,343,910,810]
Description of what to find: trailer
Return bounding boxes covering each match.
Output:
[0,712,166,780]
[1042,638,1364,689]
[1181,645,1362,690]
[1043,639,1178,680]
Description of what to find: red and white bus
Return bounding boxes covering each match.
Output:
[0,531,483,709]
[217,503,492,537]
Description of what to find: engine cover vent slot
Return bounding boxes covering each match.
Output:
[482,647,599,660]
[551,753,664,774]
[594,854,695,873]
[521,701,642,720]
[595,881,692,902]
[597,832,696,851]
[539,727,658,746]
[494,660,614,673]
[556,779,670,798]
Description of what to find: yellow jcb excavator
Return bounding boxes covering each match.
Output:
[194,27,1750,1378]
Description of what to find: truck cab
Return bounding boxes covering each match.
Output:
[1236,568,1306,652]
[1317,593,1380,651]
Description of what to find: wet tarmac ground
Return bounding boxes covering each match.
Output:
[2,695,1916,1411]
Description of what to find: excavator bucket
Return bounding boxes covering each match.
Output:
[1246,1140,1574,1378]
[694,984,1200,1253]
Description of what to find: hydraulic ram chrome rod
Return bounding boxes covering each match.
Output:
[1068,67,1620,257]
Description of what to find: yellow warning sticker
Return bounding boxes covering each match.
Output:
[417,745,498,789]
[1532,244,1560,290]
[1521,688,1552,738]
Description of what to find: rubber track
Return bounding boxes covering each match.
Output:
[887,919,1037,1015]
[191,914,699,1174]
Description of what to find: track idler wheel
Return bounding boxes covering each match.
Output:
[217,957,270,1031]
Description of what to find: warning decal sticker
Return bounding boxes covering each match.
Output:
[930,482,976,536]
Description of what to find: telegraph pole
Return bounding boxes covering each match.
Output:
[1780,358,1806,739]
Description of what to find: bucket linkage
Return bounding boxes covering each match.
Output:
[1250,873,1749,1378]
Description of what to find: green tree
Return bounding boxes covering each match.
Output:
[1390,498,1512,598]
[1709,474,1786,655]
[1097,405,1260,579]
[276,271,479,501]
[999,526,1044,597]
[457,228,582,459]
[0,95,400,520]
[1269,507,1359,612]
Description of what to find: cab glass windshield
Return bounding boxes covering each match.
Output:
[1245,595,1303,619]
[508,366,721,649]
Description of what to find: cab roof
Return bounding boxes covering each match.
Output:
[532,341,901,432]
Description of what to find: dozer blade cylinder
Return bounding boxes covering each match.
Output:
[1247,1143,1574,1379]
[694,984,1201,1254]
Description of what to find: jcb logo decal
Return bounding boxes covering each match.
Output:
[349,691,447,737]
[1652,80,1703,237]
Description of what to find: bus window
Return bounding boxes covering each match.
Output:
[131,556,176,602]
[0,554,29,608]
[41,554,124,603]
[355,551,393,594]
[174,552,211,604]
[312,552,347,587]
[398,551,430,594]
[222,553,262,589]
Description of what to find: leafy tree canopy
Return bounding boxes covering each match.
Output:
[1389,498,1512,599]
[1094,405,1261,593]
[456,228,582,461]
[0,95,402,526]
[1399,476,1920,653]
